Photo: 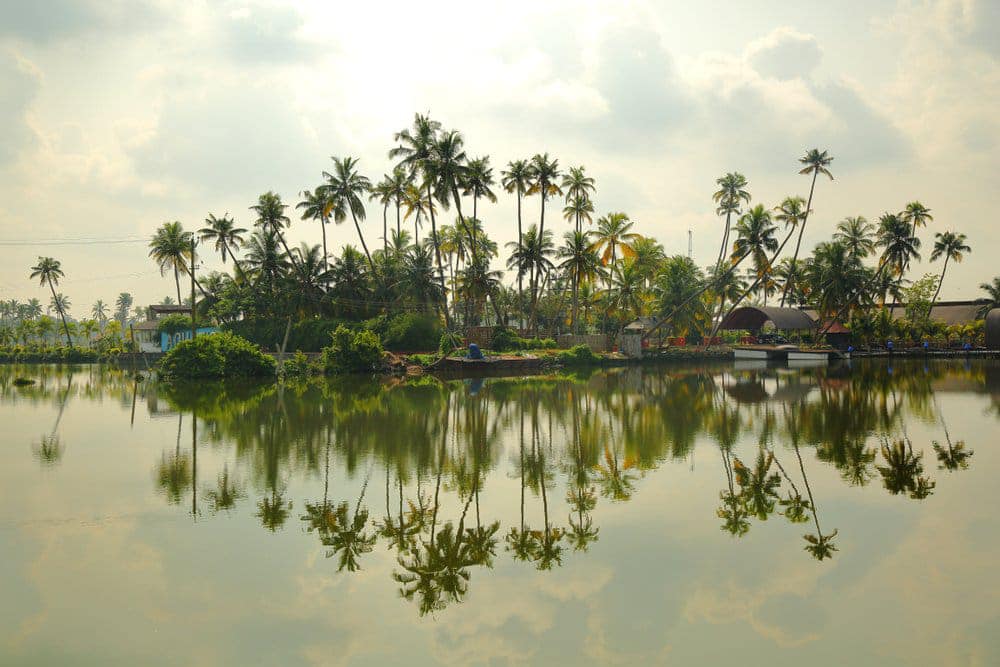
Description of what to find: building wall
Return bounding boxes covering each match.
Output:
[161,327,219,352]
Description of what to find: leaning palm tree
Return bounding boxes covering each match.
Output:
[294,189,332,274]
[781,148,833,306]
[711,172,751,275]
[323,156,374,271]
[199,213,247,267]
[148,221,191,304]
[928,231,970,310]
[502,158,533,314]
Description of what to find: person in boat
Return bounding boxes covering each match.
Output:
[467,343,484,360]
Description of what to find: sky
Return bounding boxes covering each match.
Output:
[1,0,998,315]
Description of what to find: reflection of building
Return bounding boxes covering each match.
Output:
[132,305,217,353]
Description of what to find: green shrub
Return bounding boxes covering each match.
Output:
[280,351,314,376]
[439,331,463,356]
[223,318,349,352]
[159,332,275,379]
[557,344,599,365]
[489,326,557,352]
[321,325,384,374]
[156,314,193,336]
[382,313,442,351]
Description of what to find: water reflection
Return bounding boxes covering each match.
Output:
[2,360,988,615]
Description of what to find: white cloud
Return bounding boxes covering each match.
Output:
[746,26,823,80]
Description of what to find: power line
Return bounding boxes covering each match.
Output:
[0,237,150,247]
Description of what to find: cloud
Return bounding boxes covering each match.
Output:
[220,4,321,65]
[127,80,326,198]
[0,0,166,43]
[0,50,40,166]
[746,26,823,80]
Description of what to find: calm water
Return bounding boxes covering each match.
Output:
[1,361,998,666]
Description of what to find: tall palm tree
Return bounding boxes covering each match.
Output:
[390,113,449,326]
[250,192,298,274]
[929,231,970,309]
[901,201,933,245]
[561,166,596,233]
[114,292,133,329]
[712,172,751,274]
[199,213,247,270]
[558,230,601,332]
[295,190,332,275]
[506,224,555,331]
[463,155,497,232]
[834,216,875,259]
[148,221,192,305]
[323,156,374,271]
[428,130,476,265]
[386,166,409,240]
[370,177,394,252]
[782,149,833,306]
[91,299,108,326]
[502,159,533,316]
[877,212,921,314]
[527,153,562,258]
[402,183,433,245]
[29,256,72,346]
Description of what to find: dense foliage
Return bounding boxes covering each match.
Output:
[320,325,384,374]
[158,332,276,379]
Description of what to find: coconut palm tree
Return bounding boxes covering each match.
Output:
[463,155,497,231]
[782,149,833,306]
[148,221,192,305]
[605,259,647,323]
[502,158,533,314]
[29,256,73,346]
[561,166,596,233]
[390,113,449,325]
[250,192,299,275]
[199,213,247,272]
[979,277,1000,316]
[402,183,433,245]
[877,212,921,314]
[712,172,751,274]
[114,292,133,329]
[929,231,970,309]
[834,216,875,259]
[370,177,395,252]
[428,130,476,265]
[901,201,933,244]
[295,190,332,275]
[386,166,409,239]
[323,156,374,271]
[558,230,602,332]
[589,213,640,286]
[91,299,108,327]
[505,225,554,332]
[527,153,562,257]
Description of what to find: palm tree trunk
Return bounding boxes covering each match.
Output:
[516,188,524,327]
[320,217,330,278]
[426,182,451,330]
[395,200,401,239]
[781,170,819,307]
[572,273,579,334]
[714,210,733,276]
[382,201,389,252]
[451,186,478,266]
[173,265,182,304]
[930,256,949,316]
[48,278,72,347]
[350,210,375,271]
